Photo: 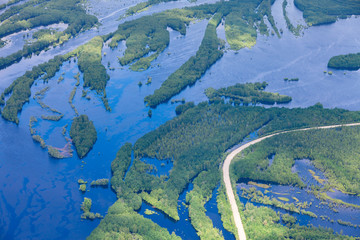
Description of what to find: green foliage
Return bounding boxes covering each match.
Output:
[0,0,23,11]
[328,52,360,70]
[144,13,224,108]
[41,114,63,121]
[88,199,181,240]
[110,143,132,192]
[284,78,299,82]
[186,169,224,239]
[81,197,92,213]
[70,115,97,158]
[110,101,360,221]
[91,179,109,187]
[0,0,98,70]
[1,55,67,124]
[224,0,260,50]
[216,184,239,237]
[294,0,360,26]
[126,0,178,16]
[80,197,103,220]
[73,36,109,92]
[205,82,292,105]
[281,213,296,226]
[32,135,46,148]
[108,9,200,72]
[232,126,360,195]
[48,146,65,159]
[240,187,315,215]
[79,184,86,192]
[282,0,302,36]
[175,102,195,115]
[242,203,350,240]
[78,179,87,184]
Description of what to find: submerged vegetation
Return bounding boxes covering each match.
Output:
[0,0,98,70]
[107,8,201,72]
[1,55,67,124]
[143,0,284,107]
[91,179,109,187]
[109,100,360,224]
[205,82,292,105]
[144,13,224,107]
[328,52,360,70]
[81,197,103,220]
[70,115,97,158]
[282,0,302,36]
[232,125,360,196]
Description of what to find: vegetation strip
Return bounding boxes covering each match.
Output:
[223,122,360,239]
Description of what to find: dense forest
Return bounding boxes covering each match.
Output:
[231,126,360,194]
[294,0,360,25]
[103,100,360,238]
[328,52,360,70]
[70,115,97,158]
[105,8,205,72]
[91,102,360,239]
[205,82,292,105]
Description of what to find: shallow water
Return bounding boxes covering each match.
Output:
[0,0,360,238]
[237,159,360,237]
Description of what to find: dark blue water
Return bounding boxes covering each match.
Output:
[0,0,360,238]
[138,183,198,240]
[140,157,173,178]
[205,186,236,240]
[0,10,208,239]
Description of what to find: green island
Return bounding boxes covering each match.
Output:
[143,0,280,107]
[282,0,302,36]
[205,82,292,105]
[125,0,178,16]
[81,197,103,220]
[328,52,360,71]
[41,114,63,121]
[144,12,224,107]
[0,0,98,70]
[70,115,97,158]
[108,9,197,71]
[90,179,109,187]
[294,0,360,26]
[284,78,299,82]
[144,209,158,215]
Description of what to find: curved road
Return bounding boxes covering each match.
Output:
[223,122,360,240]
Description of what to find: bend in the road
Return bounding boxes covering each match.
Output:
[223,122,360,240]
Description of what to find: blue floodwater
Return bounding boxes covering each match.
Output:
[138,183,198,240]
[0,0,360,239]
[141,157,174,178]
[204,186,236,240]
[237,159,360,237]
